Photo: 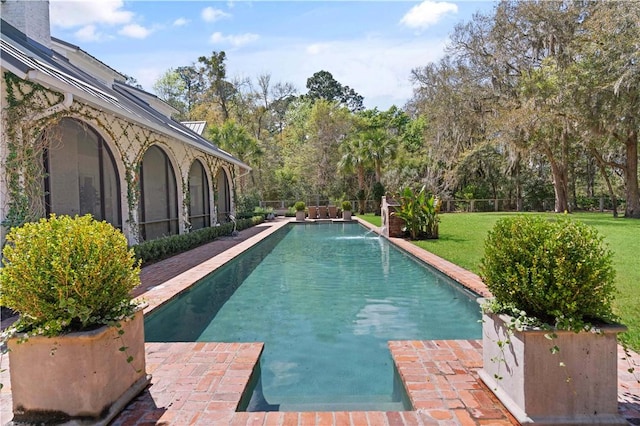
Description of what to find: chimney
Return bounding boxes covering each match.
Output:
[1,0,52,49]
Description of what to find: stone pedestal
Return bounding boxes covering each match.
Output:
[381,196,404,238]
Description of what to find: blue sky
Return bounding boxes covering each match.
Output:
[49,1,496,110]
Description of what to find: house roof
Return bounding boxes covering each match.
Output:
[0,19,250,172]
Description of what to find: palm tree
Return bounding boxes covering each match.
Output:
[363,128,397,183]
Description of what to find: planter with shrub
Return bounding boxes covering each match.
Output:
[0,214,149,425]
[294,201,306,221]
[478,215,626,425]
[341,201,353,221]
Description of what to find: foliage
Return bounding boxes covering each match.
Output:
[0,215,140,337]
[393,186,440,240]
[371,181,385,214]
[294,201,306,212]
[341,200,352,211]
[236,190,262,216]
[305,70,364,112]
[133,216,263,265]
[480,215,617,330]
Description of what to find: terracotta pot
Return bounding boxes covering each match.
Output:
[478,312,626,425]
[8,309,150,425]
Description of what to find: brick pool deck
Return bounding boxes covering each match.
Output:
[1,217,638,425]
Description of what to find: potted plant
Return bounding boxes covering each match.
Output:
[478,215,626,425]
[341,200,353,221]
[294,201,306,221]
[0,214,150,425]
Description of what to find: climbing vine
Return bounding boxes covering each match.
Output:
[2,73,65,228]
[2,71,242,240]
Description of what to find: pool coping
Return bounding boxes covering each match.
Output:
[1,217,638,425]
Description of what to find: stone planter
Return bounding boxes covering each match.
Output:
[295,210,306,221]
[343,210,352,221]
[8,309,150,425]
[479,312,627,425]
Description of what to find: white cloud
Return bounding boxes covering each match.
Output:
[50,0,134,28]
[173,18,190,27]
[201,7,231,23]
[228,36,448,109]
[74,25,107,42]
[306,43,330,55]
[118,24,152,39]
[400,1,458,30]
[210,32,260,47]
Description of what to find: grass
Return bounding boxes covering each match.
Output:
[359,212,640,351]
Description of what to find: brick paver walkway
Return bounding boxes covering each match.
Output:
[1,217,638,425]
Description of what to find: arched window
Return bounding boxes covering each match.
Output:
[188,160,210,230]
[216,168,231,223]
[139,145,178,240]
[44,118,122,228]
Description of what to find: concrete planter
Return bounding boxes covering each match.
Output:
[8,309,150,425]
[343,211,352,221]
[479,312,626,425]
[295,210,306,221]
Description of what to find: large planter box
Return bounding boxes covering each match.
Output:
[295,210,306,221]
[479,312,627,425]
[8,309,150,425]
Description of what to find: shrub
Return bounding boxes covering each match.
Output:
[480,215,617,329]
[342,200,352,211]
[133,216,264,265]
[393,186,440,240]
[0,214,140,336]
[294,201,306,212]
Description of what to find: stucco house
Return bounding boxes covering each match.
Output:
[0,0,250,244]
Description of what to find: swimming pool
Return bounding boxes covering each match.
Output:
[145,222,481,411]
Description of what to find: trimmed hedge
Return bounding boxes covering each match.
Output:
[133,216,264,266]
[480,215,617,328]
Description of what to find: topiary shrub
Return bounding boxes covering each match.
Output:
[480,215,617,330]
[341,200,352,211]
[0,214,140,337]
[294,201,306,212]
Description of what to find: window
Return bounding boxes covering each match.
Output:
[216,168,231,223]
[139,145,178,240]
[44,118,122,228]
[188,160,210,230]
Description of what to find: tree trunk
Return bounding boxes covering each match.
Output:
[544,133,570,213]
[591,147,618,218]
[624,130,640,218]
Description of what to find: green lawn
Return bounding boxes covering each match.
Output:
[360,212,640,351]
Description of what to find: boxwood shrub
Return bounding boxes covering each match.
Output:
[0,214,140,336]
[480,215,617,329]
[133,216,264,265]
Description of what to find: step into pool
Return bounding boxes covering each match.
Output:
[145,223,481,411]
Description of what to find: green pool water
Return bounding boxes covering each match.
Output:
[145,223,481,411]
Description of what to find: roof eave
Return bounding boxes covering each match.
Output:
[21,69,250,171]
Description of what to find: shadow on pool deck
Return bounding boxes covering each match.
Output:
[1,216,638,425]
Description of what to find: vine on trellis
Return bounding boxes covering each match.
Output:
[2,71,239,239]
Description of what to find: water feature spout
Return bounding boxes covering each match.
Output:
[229,214,239,237]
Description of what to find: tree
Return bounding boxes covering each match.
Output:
[208,120,263,167]
[175,65,203,119]
[198,51,235,121]
[569,1,640,218]
[305,70,364,112]
[153,69,188,119]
